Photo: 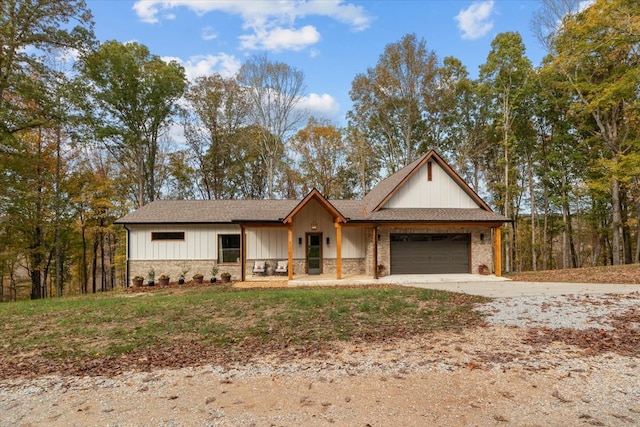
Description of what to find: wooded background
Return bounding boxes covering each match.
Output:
[1,0,639,300]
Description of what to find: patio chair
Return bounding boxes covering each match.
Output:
[252,260,266,275]
[275,260,288,275]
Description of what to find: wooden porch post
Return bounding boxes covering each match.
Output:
[287,223,294,280]
[494,226,502,277]
[335,222,342,279]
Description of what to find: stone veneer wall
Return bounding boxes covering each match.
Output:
[365,226,495,275]
[244,258,366,277]
[128,260,241,286]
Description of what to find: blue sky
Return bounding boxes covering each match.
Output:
[88,0,547,123]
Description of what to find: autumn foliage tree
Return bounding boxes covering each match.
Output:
[290,117,351,199]
[349,34,440,174]
[547,0,640,265]
[76,41,187,208]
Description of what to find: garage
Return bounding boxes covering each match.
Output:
[390,234,470,274]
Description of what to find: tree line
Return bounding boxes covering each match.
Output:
[1,0,639,300]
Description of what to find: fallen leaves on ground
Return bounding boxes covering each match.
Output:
[507,264,640,284]
[524,308,640,357]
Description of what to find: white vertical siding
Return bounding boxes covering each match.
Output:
[341,227,366,258]
[127,203,368,262]
[386,161,478,209]
[241,200,368,260]
[128,224,240,260]
[246,228,288,259]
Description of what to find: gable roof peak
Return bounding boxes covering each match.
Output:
[361,149,492,214]
[282,187,347,224]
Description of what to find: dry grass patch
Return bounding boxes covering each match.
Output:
[506,264,640,284]
[0,284,488,379]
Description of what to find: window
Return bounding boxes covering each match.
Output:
[219,234,240,263]
[151,231,184,241]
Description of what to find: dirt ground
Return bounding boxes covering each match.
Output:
[2,324,639,427]
[3,270,640,426]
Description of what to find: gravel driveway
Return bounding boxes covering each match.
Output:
[2,283,639,426]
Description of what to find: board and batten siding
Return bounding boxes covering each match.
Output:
[128,224,240,260]
[246,228,289,260]
[340,227,367,258]
[245,226,366,260]
[385,161,478,209]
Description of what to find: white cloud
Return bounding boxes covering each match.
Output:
[455,1,495,40]
[298,93,340,119]
[201,26,217,41]
[578,0,596,13]
[162,53,242,82]
[239,25,320,51]
[132,0,372,52]
[132,1,161,23]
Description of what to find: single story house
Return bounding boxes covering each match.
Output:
[115,150,510,284]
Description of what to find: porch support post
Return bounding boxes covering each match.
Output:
[287,223,294,280]
[373,226,378,279]
[494,226,502,277]
[241,224,246,282]
[335,222,342,279]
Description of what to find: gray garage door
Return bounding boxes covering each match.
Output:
[390,234,470,274]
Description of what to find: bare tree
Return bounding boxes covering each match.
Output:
[236,54,307,199]
[531,0,584,51]
[348,34,439,174]
[183,74,250,199]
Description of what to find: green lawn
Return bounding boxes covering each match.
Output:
[0,285,488,378]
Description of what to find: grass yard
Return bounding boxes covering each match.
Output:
[0,284,487,379]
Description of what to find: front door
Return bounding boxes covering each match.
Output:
[306,233,322,275]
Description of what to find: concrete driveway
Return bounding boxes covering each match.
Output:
[379,274,640,298]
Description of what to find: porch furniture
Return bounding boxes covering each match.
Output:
[275,260,288,275]
[253,260,266,275]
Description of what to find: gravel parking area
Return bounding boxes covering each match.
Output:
[1,290,639,426]
[478,292,640,329]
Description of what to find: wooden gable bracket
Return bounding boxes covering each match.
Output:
[282,188,348,281]
[281,188,348,225]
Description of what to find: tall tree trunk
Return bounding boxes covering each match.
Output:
[542,188,549,270]
[54,124,62,298]
[611,179,623,265]
[100,224,106,292]
[622,200,632,264]
[81,219,88,294]
[635,202,640,264]
[527,151,536,271]
[92,237,99,293]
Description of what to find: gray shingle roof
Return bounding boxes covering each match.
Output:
[115,151,510,225]
[361,156,424,214]
[366,208,509,223]
[115,200,300,224]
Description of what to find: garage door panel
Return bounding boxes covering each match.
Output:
[391,234,469,274]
